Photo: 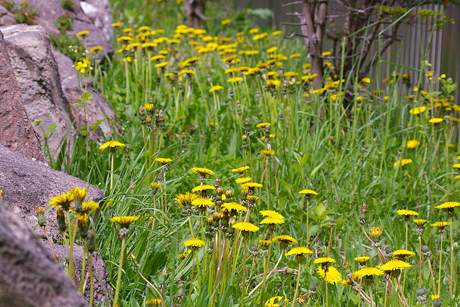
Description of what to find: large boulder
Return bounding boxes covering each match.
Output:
[0,24,76,156]
[54,50,118,140]
[80,0,113,42]
[9,0,113,58]
[0,144,105,240]
[0,30,45,162]
[0,197,89,307]
[0,5,17,26]
[43,244,113,305]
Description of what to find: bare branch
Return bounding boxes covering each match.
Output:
[284,33,309,39]
[282,22,307,26]
[195,11,226,21]
[282,1,303,6]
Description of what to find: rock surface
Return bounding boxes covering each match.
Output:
[0,30,46,162]
[0,197,89,307]
[81,0,113,42]
[0,24,76,156]
[43,244,112,305]
[54,50,118,139]
[0,144,105,240]
[0,5,17,26]
[9,0,113,58]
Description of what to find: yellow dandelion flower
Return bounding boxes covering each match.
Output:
[71,187,88,202]
[90,46,103,53]
[209,85,224,92]
[286,247,313,256]
[82,201,99,212]
[235,177,252,184]
[155,62,169,68]
[392,249,416,259]
[146,299,162,306]
[232,222,260,232]
[313,257,336,265]
[409,107,428,115]
[191,185,216,192]
[354,256,371,264]
[260,217,285,225]
[260,210,284,220]
[76,30,90,37]
[431,295,440,300]
[49,192,74,210]
[267,46,278,53]
[317,266,342,284]
[256,122,271,128]
[222,202,248,212]
[406,140,420,149]
[184,238,206,248]
[221,19,231,25]
[397,209,418,216]
[436,201,460,209]
[272,235,298,246]
[260,150,275,156]
[242,182,263,189]
[354,267,384,278]
[394,159,412,166]
[413,219,427,226]
[110,216,139,227]
[272,31,282,36]
[178,250,191,260]
[429,118,443,124]
[175,192,199,207]
[299,189,318,195]
[232,166,250,173]
[431,221,451,228]
[378,260,411,271]
[156,158,172,165]
[191,167,215,176]
[191,197,214,208]
[228,77,243,83]
[99,140,126,151]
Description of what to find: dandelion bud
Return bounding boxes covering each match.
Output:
[36,206,46,227]
[226,188,233,199]
[206,215,214,225]
[433,298,442,307]
[87,229,95,252]
[209,122,215,128]
[229,216,236,227]
[216,186,224,195]
[309,283,317,292]
[34,119,42,126]
[242,134,248,142]
[370,226,383,241]
[56,207,67,232]
[0,189,3,198]
[245,118,249,126]
[78,214,89,239]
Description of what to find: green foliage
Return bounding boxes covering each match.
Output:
[50,34,84,62]
[55,14,73,34]
[3,0,37,25]
[61,0,74,11]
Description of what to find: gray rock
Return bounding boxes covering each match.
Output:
[0,197,89,307]
[0,30,46,163]
[54,50,118,140]
[43,244,112,306]
[80,0,113,42]
[0,24,76,156]
[0,144,105,241]
[9,0,113,58]
[0,5,17,27]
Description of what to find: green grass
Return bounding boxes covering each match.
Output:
[48,1,460,306]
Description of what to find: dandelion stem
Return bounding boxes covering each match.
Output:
[89,252,94,307]
[240,242,247,307]
[427,259,437,295]
[248,252,283,298]
[110,151,114,192]
[419,236,422,289]
[449,217,454,301]
[291,262,302,307]
[80,241,87,294]
[113,238,126,307]
[438,233,443,295]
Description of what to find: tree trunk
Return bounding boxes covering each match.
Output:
[185,0,206,28]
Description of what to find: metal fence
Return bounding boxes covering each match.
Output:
[236,1,460,91]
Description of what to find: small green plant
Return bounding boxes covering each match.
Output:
[4,1,37,25]
[50,34,84,62]
[55,14,73,34]
[61,0,74,11]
